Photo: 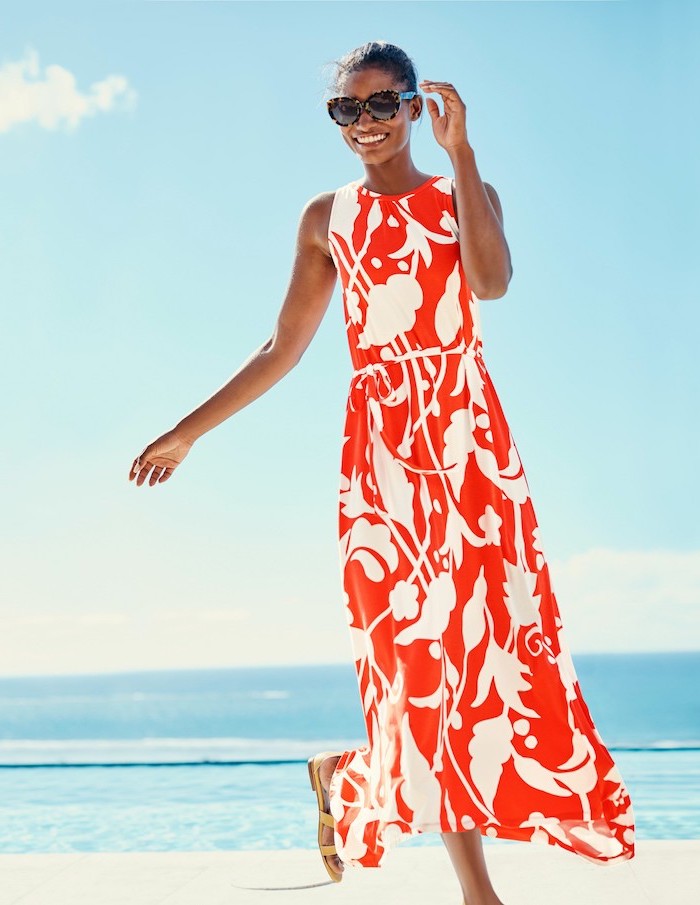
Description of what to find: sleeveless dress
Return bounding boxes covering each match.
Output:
[325,173,635,870]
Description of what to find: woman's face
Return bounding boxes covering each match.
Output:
[335,66,421,161]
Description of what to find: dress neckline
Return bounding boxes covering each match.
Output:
[355,174,440,199]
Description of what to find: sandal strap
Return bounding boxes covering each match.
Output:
[318,810,335,827]
[319,843,337,855]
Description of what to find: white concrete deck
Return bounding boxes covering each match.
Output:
[0,841,697,905]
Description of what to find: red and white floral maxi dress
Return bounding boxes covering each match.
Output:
[325,174,635,869]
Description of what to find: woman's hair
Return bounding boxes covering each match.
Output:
[323,40,423,122]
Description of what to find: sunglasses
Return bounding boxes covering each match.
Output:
[326,89,418,126]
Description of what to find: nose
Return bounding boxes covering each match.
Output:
[356,107,376,128]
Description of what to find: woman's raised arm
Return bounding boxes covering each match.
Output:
[128,193,337,487]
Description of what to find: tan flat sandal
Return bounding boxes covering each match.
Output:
[307,751,344,883]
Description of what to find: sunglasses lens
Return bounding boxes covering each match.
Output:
[329,98,360,125]
[367,91,399,120]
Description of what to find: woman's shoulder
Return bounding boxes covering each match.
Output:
[300,190,336,232]
[296,190,342,259]
[301,179,359,235]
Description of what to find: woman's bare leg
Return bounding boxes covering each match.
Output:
[441,829,505,905]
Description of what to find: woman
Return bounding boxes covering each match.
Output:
[130,40,635,905]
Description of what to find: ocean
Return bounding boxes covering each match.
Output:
[0,652,697,853]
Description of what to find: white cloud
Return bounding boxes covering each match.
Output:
[0,546,696,676]
[0,607,345,677]
[0,47,136,133]
[548,548,700,654]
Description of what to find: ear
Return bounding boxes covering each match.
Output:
[410,95,423,121]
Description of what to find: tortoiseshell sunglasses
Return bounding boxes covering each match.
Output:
[326,89,418,127]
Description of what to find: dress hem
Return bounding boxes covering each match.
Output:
[338,816,635,870]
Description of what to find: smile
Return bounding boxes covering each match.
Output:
[355,133,389,145]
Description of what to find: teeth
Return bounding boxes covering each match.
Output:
[357,133,388,144]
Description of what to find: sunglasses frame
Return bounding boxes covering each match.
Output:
[326,89,419,127]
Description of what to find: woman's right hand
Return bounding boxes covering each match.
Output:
[129,429,195,487]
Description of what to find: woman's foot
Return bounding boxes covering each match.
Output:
[317,753,344,875]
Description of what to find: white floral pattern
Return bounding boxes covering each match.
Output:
[326,175,635,869]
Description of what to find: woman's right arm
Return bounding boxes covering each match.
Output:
[129,192,337,486]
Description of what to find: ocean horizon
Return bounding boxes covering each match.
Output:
[0,652,697,853]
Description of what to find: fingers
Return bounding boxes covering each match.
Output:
[129,442,181,486]
[129,450,148,481]
[130,457,152,485]
[149,465,168,485]
[423,96,440,119]
[129,455,168,486]
[419,81,464,104]
[419,80,456,91]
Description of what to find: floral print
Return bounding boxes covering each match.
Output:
[325,174,635,869]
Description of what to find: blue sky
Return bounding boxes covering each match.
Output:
[1,1,698,676]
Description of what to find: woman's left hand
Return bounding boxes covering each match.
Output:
[418,80,470,154]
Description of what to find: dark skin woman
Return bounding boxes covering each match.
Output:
[129,62,511,905]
